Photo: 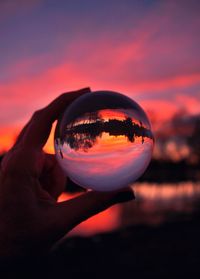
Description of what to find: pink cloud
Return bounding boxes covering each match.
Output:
[0,0,200,152]
[175,94,200,115]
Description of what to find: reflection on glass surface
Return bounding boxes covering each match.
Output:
[54,91,154,191]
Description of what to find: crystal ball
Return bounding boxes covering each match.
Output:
[54,90,154,191]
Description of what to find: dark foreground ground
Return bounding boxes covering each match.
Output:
[1,213,200,279]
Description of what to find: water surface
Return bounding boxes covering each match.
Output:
[58,181,200,236]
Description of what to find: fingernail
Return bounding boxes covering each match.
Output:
[114,189,135,203]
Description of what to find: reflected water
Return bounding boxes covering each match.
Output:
[122,182,200,226]
[58,182,200,236]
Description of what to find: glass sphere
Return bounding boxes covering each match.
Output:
[54,91,154,191]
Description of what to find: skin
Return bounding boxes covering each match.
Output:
[0,88,134,261]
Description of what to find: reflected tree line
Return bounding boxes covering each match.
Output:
[56,112,153,153]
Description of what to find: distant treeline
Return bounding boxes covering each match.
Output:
[139,159,200,183]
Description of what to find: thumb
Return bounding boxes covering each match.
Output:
[49,187,135,239]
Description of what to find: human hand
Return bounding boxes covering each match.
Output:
[0,88,134,261]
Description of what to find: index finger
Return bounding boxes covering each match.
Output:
[20,87,91,149]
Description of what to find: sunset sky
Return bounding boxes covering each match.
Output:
[0,0,200,152]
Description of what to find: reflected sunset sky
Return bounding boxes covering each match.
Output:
[0,0,200,153]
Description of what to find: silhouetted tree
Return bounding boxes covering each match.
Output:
[62,114,153,151]
[187,117,200,162]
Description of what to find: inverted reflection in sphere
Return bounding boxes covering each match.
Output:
[54,91,154,191]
